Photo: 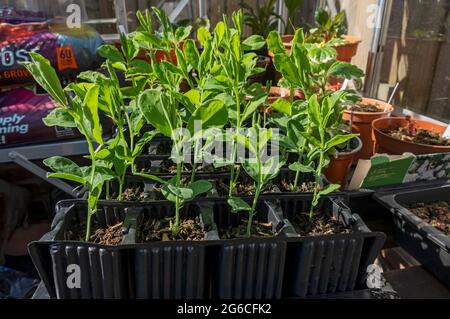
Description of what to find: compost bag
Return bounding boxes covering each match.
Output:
[0,87,83,147]
[0,21,104,87]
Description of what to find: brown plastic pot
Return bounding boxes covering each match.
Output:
[372,117,450,155]
[335,35,362,62]
[324,136,362,187]
[343,98,394,160]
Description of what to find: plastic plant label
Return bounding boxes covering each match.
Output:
[442,124,450,139]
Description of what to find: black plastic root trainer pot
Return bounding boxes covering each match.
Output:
[28,196,385,299]
[374,182,450,288]
[28,200,218,299]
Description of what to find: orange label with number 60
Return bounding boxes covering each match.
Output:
[56,46,78,71]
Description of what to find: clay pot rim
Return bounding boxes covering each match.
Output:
[334,136,363,158]
[340,35,362,45]
[344,97,394,116]
[372,117,450,150]
[280,34,362,46]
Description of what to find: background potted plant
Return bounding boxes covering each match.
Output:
[343,97,394,160]
[372,116,450,155]
[306,7,362,63]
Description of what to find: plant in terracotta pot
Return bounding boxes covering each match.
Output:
[267,29,363,187]
[267,28,363,101]
[343,97,394,160]
[306,7,361,63]
[373,116,450,155]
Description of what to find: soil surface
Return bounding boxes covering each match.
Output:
[380,118,449,146]
[119,187,149,201]
[138,216,205,242]
[92,222,124,245]
[216,179,277,196]
[64,220,123,245]
[149,159,223,174]
[291,212,351,237]
[408,201,450,236]
[347,102,382,113]
[219,219,278,239]
[280,179,319,193]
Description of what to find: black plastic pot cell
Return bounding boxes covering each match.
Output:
[28,201,129,299]
[127,201,218,299]
[209,200,291,299]
[374,184,450,288]
[281,197,386,298]
[29,200,217,299]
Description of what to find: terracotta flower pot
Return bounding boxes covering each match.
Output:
[334,35,361,62]
[372,117,450,155]
[268,35,361,62]
[343,98,394,160]
[324,136,362,187]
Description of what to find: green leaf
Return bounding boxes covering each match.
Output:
[184,89,201,106]
[44,156,84,184]
[47,173,86,185]
[97,44,125,64]
[327,61,364,79]
[167,184,194,201]
[138,90,175,137]
[242,35,265,51]
[267,31,285,55]
[227,197,252,213]
[175,25,192,42]
[22,53,67,107]
[270,98,291,115]
[308,46,337,64]
[133,130,158,158]
[197,27,212,46]
[187,99,227,134]
[325,134,359,151]
[189,180,212,197]
[214,21,225,43]
[318,184,341,196]
[288,162,315,173]
[83,85,103,145]
[43,108,77,128]
[273,54,301,85]
[242,94,267,123]
[307,95,321,127]
[184,39,200,69]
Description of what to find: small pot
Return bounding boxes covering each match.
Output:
[372,117,450,155]
[343,98,394,160]
[324,136,362,187]
[335,35,362,62]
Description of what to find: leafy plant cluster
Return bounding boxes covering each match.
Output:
[24,7,362,241]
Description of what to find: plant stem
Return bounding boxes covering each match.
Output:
[228,85,241,197]
[78,122,97,242]
[247,186,262,238]
[309,151,324,220]
[173,143,183,234]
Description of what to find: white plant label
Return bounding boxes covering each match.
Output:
[443,124,450,139]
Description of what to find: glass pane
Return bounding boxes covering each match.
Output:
[376,0,450,122]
